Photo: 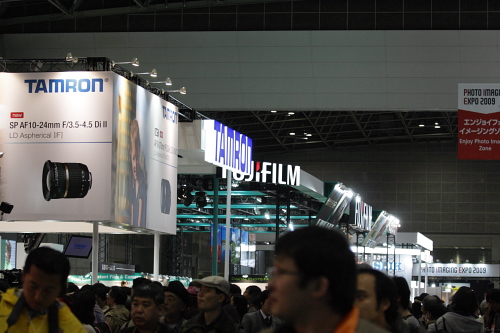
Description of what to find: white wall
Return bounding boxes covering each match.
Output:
[2,30,499,112]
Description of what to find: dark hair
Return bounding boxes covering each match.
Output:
[232,294,247,320]
[24,247,70,292]
[132,283,164,307]
[451,286,478,316]
[422,295,446,320]
[487,288,500,303]
[95,287,109,302]
[258,290,270,306]
[168,280,185,289]
[248,292,261,310]
[163,285,191,308]
[132,277,151,289]
[393,277,411,311]
[245,286,261,297]
[275,226,356,316]
[109,286,127,305]
[358,268,400,329]
[230,284,241,295]
[70,290,96,325]
[67,282,79,294]
[93,282,106,290]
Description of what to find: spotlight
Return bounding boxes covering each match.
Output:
[0,202,14,220]
[195,192,207,208]
[264,210,270,219]
[183,192,194,207]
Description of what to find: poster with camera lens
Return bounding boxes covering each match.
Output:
[0,72,177,233]
[112,74,178,234]
[0,72,113,221]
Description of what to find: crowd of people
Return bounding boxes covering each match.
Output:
[0,227,496,333]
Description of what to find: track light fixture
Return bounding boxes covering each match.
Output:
[165,87,187,94]
[133,69,157,78]
[112,58,140,67]
[65,53,78,63]
[151,77,173,86]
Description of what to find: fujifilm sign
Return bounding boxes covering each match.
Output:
[222,161,300,186]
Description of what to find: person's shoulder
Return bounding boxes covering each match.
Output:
[356,318,390,333]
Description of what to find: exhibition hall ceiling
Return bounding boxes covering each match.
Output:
[198,111,458,155]
[0,0,290,25]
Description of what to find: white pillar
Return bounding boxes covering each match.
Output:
[153,232,160,281]
[224,171,232,280]
[92,221,99,284]
[418,253,422,296]
[424,262,428,293]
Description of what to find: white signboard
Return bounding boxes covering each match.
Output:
[0,72,113,221]
[0,72,178,234]
[412,263,500,277]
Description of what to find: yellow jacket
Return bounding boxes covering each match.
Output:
[0,288,87,333]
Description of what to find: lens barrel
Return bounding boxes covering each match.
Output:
[42,160,92,201]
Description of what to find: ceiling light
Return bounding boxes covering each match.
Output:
[165,87,187,94]
[290,132,295,135]
[133,69,157,77]
[306,133,312,137]
[65,53,78,63]
[288,222,294,231]
[419,123,425,127]
[288,112,294,115]
[264,210,270,219]
[152,77,173,86]
[435,125,441,129]
[271,110,277,113]
[112,58,140,67]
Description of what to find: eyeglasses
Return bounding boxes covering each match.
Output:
[267,267,301,279]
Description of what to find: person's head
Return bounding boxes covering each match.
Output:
[231,294,248,319]
[268,226,356,323]
[259,290,272,316]
[130,119,143,181]
[23,247,70,311]
[95,287,109,308]
[162,285,190,319]
[230,284,242,297]
[131,283,164,331]
[70,290,96,325]
[422,295,446,320]
[107,286,127,307]
[451,286,478,316]
[121,280,128,287]
[243,285,261,300]
[487,288,500,313]
[132,277,151,291]
[355,267,399,330]
[194,276,230,313]
[66,282,79,294]
[392,276,412,311]
[248,292,262,310]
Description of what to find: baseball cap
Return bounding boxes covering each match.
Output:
[193,276,230,295]
[164,285,191,308]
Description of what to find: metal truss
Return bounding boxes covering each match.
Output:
[125,235,134,265]
[99,234,109,263]
[386,233,396,276]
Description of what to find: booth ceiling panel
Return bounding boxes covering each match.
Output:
[198,110,458,155]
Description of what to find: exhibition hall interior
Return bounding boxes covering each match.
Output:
[1,0,500,297]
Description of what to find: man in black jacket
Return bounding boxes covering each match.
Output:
[180,276,237,333]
